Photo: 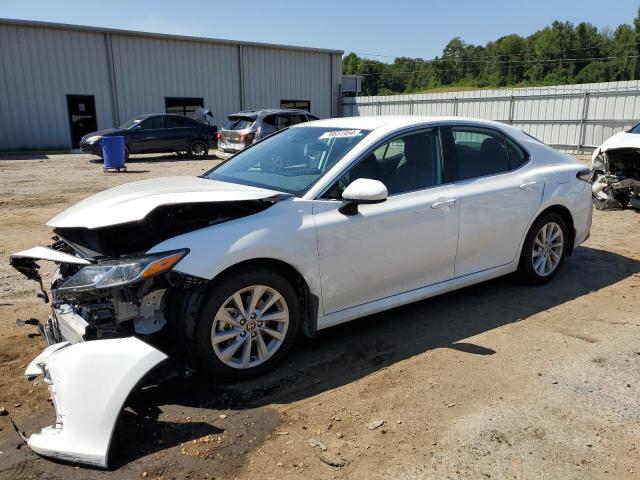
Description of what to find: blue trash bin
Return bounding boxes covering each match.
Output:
[100,136,126,172]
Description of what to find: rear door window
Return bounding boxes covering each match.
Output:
[164,116,186,129]
[277,115,296,129]
[445,126,510,181]
[261,115,278,136]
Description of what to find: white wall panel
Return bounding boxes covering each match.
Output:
[110,34,242,125]
[241,46,333,118]
[0,24,112,149]
[343,80,640,152]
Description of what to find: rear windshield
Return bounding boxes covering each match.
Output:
[224,117,255,130]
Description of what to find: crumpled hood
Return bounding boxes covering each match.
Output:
[593,130,640,160]
[47,176,283,229]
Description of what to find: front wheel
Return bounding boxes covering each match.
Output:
[195,270,300,380]
[518,212,568,284]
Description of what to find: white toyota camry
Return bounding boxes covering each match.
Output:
[11,116,592,466]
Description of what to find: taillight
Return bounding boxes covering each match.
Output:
[576,168,592,183]
[240,132,255,144]
[216,132,221,140]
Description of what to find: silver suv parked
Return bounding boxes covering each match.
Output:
[218,108,318,153]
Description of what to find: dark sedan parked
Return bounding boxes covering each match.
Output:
[80,113,217,159]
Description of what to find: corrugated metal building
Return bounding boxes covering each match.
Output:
[0,19,343,150]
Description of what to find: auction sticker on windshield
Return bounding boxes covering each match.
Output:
[319,129,362,139]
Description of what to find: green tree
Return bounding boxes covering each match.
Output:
[342,10,640,95]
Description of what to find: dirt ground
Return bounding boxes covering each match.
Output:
[0,152,638,480]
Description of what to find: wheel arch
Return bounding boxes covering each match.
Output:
[529,204,576,256]
[175,257,319,357]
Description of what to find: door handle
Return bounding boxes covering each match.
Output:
[431,198,457,209]
[519,181,538,191]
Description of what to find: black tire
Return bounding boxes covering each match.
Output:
[194,269,300,380]
[124,146,130,161]
[517,212,568,285]
[189,140,208,159]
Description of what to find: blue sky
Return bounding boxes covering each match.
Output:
[1,0,638,60]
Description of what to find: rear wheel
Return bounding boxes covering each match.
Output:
[189,140,208,159]
[518,212,568,284]
[195,270,300,380]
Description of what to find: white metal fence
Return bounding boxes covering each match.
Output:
[341,80,640,153]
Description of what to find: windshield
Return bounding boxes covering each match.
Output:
[118,116,145,129]
[205,127,370,194]
[629,122,640,134]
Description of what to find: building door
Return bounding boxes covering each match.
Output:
[66,95,97,148]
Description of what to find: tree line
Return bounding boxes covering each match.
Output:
[343,9,640,96]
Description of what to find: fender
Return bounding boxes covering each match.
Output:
[147,198,323,310]
[514,168,591,263]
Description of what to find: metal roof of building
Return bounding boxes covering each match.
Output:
[0,18,344,55]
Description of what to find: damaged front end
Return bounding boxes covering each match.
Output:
[591,148,640,210]
[9,244,197,467]
[9,176,285,467]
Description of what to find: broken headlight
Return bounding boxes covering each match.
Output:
[57,249,188,293]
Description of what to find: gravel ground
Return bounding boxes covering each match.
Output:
[0,152,638,480]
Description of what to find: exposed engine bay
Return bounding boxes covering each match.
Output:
[591,148,640,210]
[11,199,276,345]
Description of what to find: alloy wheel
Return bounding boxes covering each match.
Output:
[210,285,289,369]
[191,141,207,157]
[531,221,564,276]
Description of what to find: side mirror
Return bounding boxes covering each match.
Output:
[339,178,388,215]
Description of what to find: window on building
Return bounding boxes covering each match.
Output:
[280,100,310,112]
[165,97,204,117]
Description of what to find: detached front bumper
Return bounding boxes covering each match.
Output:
[25,336,167,468]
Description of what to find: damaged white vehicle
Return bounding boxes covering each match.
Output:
[10,116,592,468]
[591,124,640,210]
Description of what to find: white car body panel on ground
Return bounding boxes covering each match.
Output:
[25,337,167,468]
[10,116,592,467]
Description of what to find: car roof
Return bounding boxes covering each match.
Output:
[295,115,523,135]
[228,108,310,119]
[134,113,189,119]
